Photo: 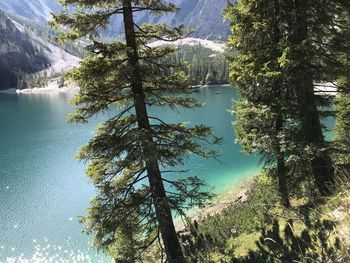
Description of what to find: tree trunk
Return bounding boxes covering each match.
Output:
[121,1,186,262]
[273,0,290,207]
[276,113,291,208]
[292,0,334,195]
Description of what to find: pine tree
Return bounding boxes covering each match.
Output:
[51,1,219,262]
[332,7,350,171]
[232,219,346,263]
[226,0,292,207]
[334,93,350,171]
[205,63,215,85]
[286,0,350,192]
[225,0,350,199]
[282,0,335,196]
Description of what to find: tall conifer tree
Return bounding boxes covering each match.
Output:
[226,0,292,207]
[332,6,350,170]
[283,0,335,195]
[226,0,350,199]
[51,1,219,262]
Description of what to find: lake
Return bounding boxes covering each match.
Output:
[0,86,258,262]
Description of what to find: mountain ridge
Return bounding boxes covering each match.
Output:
[0,0,230,40]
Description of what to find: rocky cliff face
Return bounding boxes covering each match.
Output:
[182,0,230,39]
[0,10,50,90]
[0,0,230,40]
[105,0,230,40]
[0,0,60,23]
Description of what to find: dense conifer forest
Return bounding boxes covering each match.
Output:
[168,45,230,85]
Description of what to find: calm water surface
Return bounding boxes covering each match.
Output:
[0,86,258,262]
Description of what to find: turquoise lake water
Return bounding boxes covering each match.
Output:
[0,86,259,262]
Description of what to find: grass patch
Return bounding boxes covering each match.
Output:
[227,232,260,257]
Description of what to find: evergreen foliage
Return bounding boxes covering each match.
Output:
[51,0,220,262]
[205,180,276,240]
[225,0,300,207]
[334,94,350,169]
[180,220,218,263]
[184,175,279,250]
[232,219,348,263]
[332,8,350,172]
[179,182,349,263]
[225,0,350,203]
[17,71,51,89]
[47,0,350,262]
[165,45,229,85]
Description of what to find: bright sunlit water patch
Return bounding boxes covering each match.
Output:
[3,237,107,263]
[0,86,258,261]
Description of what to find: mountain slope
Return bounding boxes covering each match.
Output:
[0,10,80,90]
[0,0,60,23]
[105,0,230,39]
[0,10,50,90]
[183,0,230,39]
[0,0,230,40]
